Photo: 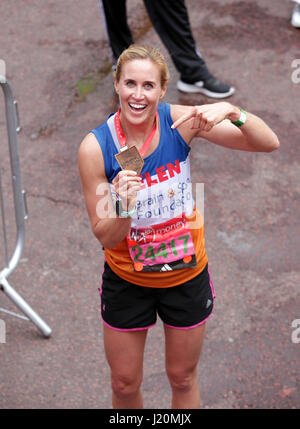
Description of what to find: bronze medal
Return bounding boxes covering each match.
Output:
[115,146,144,175]
[114,109,158,175]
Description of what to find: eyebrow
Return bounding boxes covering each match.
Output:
[124,78,157,86]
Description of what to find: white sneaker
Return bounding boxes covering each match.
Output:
[177,76,235,99]
[291,2,300,28]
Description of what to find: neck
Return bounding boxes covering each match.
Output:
[119,111,157,148]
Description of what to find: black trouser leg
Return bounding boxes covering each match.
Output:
[99,0,133,63]
[143,0,210,82]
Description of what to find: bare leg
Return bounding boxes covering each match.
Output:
[164,323,206,409]
[103,323,148,409]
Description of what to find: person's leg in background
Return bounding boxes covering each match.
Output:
[98,0,234,98]
[143,0,235,98]
[98,0,133,65]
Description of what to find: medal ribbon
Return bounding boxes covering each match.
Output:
[114,109,158,157]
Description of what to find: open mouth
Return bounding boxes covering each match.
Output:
[128,103,147,112]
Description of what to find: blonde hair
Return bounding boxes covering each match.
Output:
[114,44,169,89]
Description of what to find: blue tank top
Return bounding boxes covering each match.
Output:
[91,102,203,275]
[92,103,189,178]
[91,102,194,222]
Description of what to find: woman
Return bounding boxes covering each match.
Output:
[78,44,279,409]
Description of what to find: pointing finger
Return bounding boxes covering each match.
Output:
[171,109,196,130]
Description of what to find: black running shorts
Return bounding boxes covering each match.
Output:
[99,262,215,331]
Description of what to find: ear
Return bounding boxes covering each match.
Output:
[114,78,119,95]
[160,84,168,99]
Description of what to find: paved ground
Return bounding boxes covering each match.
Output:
[0,0,299,409]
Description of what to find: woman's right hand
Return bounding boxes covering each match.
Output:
[112,170,142,211]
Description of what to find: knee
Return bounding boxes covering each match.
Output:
[111,372,142,399]
[167,367,197,393]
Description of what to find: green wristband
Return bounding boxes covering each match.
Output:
[231,108,247,127]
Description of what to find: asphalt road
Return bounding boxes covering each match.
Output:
[0,0,299,409]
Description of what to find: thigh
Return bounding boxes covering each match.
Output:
[164,323,206,374]
[103,323,148,379]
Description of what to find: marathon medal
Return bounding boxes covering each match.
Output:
[114,109,158,175]
[115,146,144,175]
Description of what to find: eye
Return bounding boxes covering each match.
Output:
[126,80,135,87]
[144,82,154,89]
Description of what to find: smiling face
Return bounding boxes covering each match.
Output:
[114,58,167,125]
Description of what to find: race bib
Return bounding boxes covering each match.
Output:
[127,214,196,272]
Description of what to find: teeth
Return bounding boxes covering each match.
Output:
[129,103,146,109]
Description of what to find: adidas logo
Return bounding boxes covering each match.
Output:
[206,299,212,308]
[160,264,173,271]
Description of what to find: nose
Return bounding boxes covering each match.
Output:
[132,85,144,100]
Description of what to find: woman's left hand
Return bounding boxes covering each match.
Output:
[171,102,240,132]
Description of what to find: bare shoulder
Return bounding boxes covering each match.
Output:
[78,132,105,179]
[79,132,101,159]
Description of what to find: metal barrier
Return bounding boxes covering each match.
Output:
[0,73,52,338]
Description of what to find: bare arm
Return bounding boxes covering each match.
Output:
[170,102,280,152]
[78,133,141,249]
